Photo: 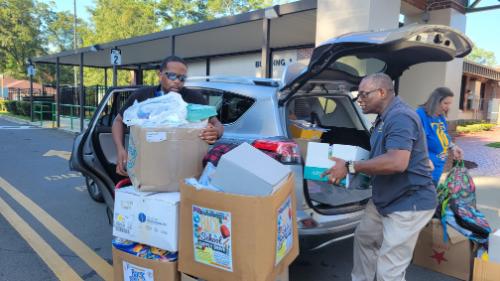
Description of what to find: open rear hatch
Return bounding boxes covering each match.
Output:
[281,24,472,214]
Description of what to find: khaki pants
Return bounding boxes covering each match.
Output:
[351,200,434,281]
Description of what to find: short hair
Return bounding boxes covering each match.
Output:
[363,73,394,94]
[159,55,187,71]
[422,87,454,116]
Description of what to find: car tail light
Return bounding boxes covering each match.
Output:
[298,218,318,229]
[252,139,301,164]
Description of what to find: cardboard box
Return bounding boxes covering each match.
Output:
[180,273,206,281]
[113,186,179,252]
[180,267,287,281]
[127,126,208,192]
[330,144,369,162]
[488,230,500,263]
[178,174,299,281]
[304,142,334,181]
[289,123,323,140]
[211,143,291,196]
[413,219,473,280]
[473,258,500,281]
[112,246,179,281]
[304,143,370,182]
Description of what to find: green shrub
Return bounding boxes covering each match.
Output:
[5,100,17,114]
[18,101,31,116]
[457,123,495,133]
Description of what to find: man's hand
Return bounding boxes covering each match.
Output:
[199,124,219,144]
[321,156,348,185]
[451,145,464,160]
[428,159,435,171]
[116,147,128,176]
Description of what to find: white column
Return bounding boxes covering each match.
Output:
[399,8,467,121]
[315,0,401,45]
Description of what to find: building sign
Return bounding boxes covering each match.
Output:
[111,49,122,66]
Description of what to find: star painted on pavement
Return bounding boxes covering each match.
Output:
[430,249,448,264]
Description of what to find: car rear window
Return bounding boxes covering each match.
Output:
[193,88,255,125]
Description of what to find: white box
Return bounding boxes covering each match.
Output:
[304,142,335,182]
[304,143,370,182]
[113,186,180,252]
[489,229,500,263]
[330,144,370,162]
[211,142,290,196]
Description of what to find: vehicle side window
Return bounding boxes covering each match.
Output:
[196,88,255,125]
[97,90,134,127]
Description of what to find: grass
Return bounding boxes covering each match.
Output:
[486,142,500,149]
[0,111,31,121]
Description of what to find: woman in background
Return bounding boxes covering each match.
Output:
[417,87,464,186]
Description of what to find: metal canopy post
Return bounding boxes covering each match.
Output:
[104,68,108,89]
[135,65,143,85]
[112,65,117,87]
[79,53,85,132]
[261,18,271,79]
[56,57,61,127]
[261,6,280,79]
[171,36,176,55]
[29,62,34,122]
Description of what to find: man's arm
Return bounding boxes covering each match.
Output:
[112,114,128,176]
[322,150,410,184]
[199,116,224,144]
[353,150,410,175]
[323,113,416,184]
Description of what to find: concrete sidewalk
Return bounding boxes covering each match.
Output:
[455,127,500,229]
[0,114,87,134]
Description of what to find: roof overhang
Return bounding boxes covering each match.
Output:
[32,0,317,70]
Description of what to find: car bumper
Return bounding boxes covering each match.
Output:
[297,209,365,251]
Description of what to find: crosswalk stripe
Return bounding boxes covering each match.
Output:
[0,176,113,281]
[0,196,83,281]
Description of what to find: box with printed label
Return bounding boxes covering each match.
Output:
[413,219,474,280]
[303,142,334,181]
[178,174,299,281]
[127,126,208,192]
[112,246,179,281]
[304,143,369,182]
[113,186,179,252]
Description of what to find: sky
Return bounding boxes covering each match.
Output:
[47,0,500,65]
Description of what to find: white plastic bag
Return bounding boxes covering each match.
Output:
[123,92,188,127]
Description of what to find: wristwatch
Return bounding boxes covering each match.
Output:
[345,160,356,174]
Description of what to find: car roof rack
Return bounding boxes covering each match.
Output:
[187,75,281,87]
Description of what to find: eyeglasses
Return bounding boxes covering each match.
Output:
[162,71,187,82]
[357,88,380,99]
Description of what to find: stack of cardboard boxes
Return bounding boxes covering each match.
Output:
[413,220,500,281]
[112,125,209,281]
[112,126,299,281]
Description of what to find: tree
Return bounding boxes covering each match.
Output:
[0,0,47,79]
[156,0,272,28]
[467,46,497,67]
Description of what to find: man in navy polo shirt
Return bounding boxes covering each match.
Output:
[323,73,436,281]
[112,55,223,176]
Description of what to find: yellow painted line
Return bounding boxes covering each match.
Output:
[0,177,113,281]
[0,196,83,281]
[43,149,71,160]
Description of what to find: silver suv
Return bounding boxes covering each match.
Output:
[70,24,472,250]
